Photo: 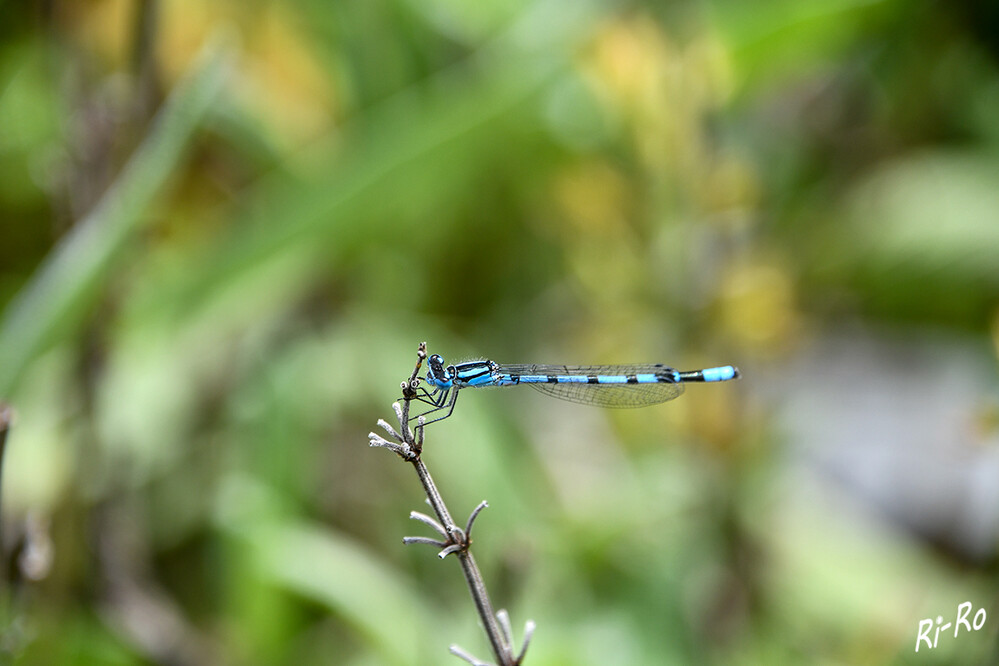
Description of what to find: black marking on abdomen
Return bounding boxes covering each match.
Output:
[626,375,638,384]
[587,376,599,384]
[547,375,558,383]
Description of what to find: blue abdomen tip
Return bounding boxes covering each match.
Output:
[703,366,738,382]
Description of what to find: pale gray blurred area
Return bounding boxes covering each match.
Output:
[767,326,999,562]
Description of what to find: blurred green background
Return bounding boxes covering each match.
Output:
[2,0,999,664]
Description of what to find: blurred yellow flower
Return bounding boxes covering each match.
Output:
[586,16,670,113]
[719,258,801,355]
[697,155,760,230]
[63,1,337,148]
[63,0,131,66]
[161,1,337,148]
[582,15,733,179]
[552,160,630,235]
[162,1,336,151]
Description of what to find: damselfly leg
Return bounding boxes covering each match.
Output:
[407,384,461,425]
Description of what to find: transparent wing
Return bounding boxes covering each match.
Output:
[495,364,685,408]
[526,381,685,407]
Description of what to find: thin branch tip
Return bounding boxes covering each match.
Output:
[513,620,537,663]
[410,510,447,537]
[367,433,393,447]
[465,500,489,536]
[449,644,489,666]
[496,609,513,646]
[403,536,447,548]
[376,418,402,442]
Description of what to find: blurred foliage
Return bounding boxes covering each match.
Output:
[1,0,998,664]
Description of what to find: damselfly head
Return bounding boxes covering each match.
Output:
[427,354,447,381]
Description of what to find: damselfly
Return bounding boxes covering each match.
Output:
[410,354,740,425]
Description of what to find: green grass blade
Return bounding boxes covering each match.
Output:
[251,522,428,666]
